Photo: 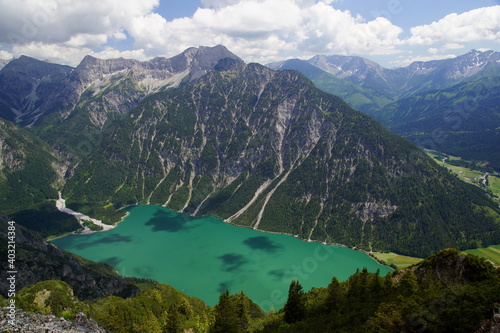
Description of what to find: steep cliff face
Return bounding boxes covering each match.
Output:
[63,59,500,257]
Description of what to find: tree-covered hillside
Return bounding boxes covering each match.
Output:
[60,59,500,257]
[6,248,500,332]
[377,76,500,172]
[0,119,81,236]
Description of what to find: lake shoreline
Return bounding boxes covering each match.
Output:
[219,218,395,271]
[49,192,130,241]
[52,204,392,310]
[51,199,394,270]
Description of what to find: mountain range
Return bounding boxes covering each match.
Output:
[269,49,500,101]
[269,49,500,171]
[0,46,499,258]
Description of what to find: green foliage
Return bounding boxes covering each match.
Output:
[11,201,80,237]
[282,280,305,324]
[378,76,500,172]
[82,219,104,231]
[0,119,61,216]
[65,201,126,225]
[212,291,240,333]
[89,284,211,333]
[212,290,265,333]
[253,250,500,333]
[11,250,500,333]
[15,280,85,317]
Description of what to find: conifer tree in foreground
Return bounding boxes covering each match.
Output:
[212,290,239,333]
[283,280,305,324]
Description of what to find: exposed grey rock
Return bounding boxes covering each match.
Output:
[0,308,106,333]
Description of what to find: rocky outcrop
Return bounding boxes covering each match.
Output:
[0,308,106,333]
[413,248,499,285]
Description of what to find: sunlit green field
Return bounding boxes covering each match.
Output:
[372,252,423,269]
[488,175,500,198]
[464,245,500,267]
[374,246,500,269]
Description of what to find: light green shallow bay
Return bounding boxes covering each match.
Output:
[52,205,390,311]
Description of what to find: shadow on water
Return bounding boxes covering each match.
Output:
[268,269,288,282]
[217,281,232,293]
[218,253,248,272]
[100,256,121,267]
[134,266,154,278]
[74,234,133,250]
[243,236,284,253]
[145,208,199,232]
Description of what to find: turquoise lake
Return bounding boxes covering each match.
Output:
[52,205,390,311]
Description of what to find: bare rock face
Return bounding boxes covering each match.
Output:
[0,56,73,125]
[0,308,106,333]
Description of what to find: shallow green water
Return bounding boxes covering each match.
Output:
[52,205,390,311]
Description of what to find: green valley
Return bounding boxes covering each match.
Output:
[426,150,500,199]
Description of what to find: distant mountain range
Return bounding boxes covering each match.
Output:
[268,50,500,170]
[269,49,500,100]
[0,46,499,257]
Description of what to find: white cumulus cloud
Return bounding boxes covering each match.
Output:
[0,0,496,67]
[127,0,404,62]
[0,0,159,45]
[408,6,500,45]
[0,0,159,65]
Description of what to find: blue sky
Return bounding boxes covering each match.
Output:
[0,0,499,67]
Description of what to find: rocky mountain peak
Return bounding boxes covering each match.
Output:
[302,50,500,99]
[0,45,243,126]
[176,44,242,79]
[76,54,139,73]
[0,56,74,125]
[308,54,386,79]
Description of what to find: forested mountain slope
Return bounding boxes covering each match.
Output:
[377,76,500,172]
[60,57,500,257]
